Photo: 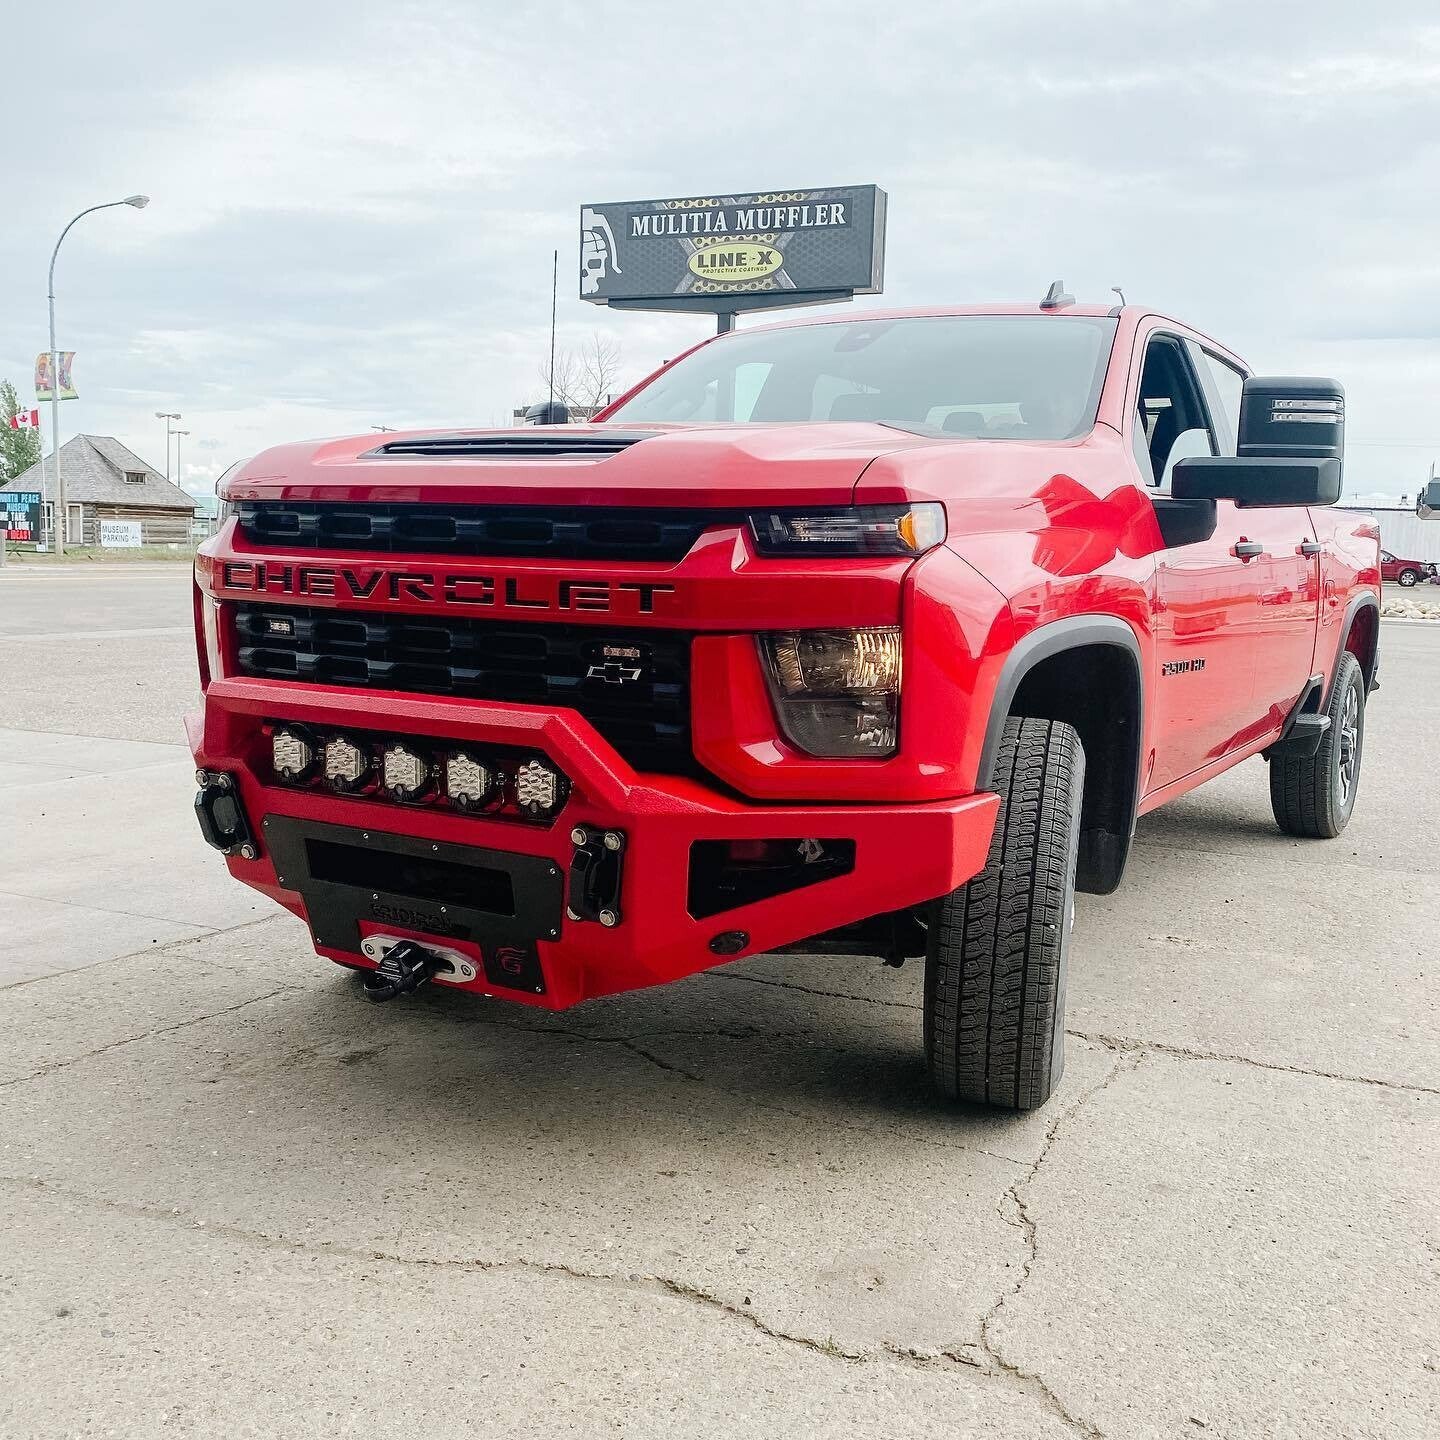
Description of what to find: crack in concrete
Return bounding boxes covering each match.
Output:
[975,1048,1146,1440]
[705,973,1439,1098]
[701,968,921,1010]
[453,1013,1028,1169]
[0,1171,1074,1420]
[0,913,291,994]
[0,987,300,1090]
[1070,1029,1439,1097]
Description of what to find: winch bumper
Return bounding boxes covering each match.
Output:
[187,676,999,1007]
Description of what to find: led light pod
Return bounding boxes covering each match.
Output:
[380,742,433,802]
[445,751,499,811]
[323,734,373,792]
[271,726,317,782]
[514,756,567,819]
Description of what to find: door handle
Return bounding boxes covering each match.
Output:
[1232,541,1264,560]
[1299,541,1323,557]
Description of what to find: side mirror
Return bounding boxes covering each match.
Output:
[1419,479,1440,519]
[1172,376,1344,508]
[523,400,570,426]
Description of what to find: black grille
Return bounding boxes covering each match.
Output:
[371,430,656,459]
[235,604,693,774]
[237,502,742,562]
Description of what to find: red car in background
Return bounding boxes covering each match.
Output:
[1380,549,1437,586]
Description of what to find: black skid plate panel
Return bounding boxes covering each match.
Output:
[265,817,562,992]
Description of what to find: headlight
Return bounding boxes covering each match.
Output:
[748,503,944,557]
[760,628,901,758]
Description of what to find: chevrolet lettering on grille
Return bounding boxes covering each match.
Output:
[216,561,676,616]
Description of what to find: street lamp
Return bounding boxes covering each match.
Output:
[48,194,149,555]
[174,430,190,491]
[156,411,182,480]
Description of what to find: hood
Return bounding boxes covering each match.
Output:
[220,423,955,510]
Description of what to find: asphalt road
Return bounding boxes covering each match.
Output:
[1,566,1436,1439]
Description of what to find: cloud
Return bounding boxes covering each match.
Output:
[1,0,1436,500]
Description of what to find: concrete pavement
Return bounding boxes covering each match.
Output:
[1,567,1436,1438]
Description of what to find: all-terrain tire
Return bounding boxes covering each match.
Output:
[1397,568,1420,587]
[1269,650,1366,839]
[924,717,1084,1111]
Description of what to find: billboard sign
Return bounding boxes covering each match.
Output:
[580,185,886,311]
[0,490,42,542]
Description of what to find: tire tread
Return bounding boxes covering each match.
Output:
[925,717,1083,1110]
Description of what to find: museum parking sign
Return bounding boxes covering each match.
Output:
[580,186,886,309]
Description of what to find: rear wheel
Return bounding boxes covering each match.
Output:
[924,717,1084,1111]
[1269,651,1365,838]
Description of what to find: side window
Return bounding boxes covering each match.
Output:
[1134,335,1217,494]
[1186,342,1246,456]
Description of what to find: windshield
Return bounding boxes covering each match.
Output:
[607,314,1117,440]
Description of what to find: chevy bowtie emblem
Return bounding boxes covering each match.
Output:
[587,643,645,685]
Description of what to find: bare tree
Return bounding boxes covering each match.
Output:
[536,334,624,417]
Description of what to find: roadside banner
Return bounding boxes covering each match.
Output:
[99,519,143,549]
[8,408,41,430]
[35,352,77,401]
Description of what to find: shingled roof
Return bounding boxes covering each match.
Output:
[4,435,195,510]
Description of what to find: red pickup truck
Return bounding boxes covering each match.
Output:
[190,301,1380,1112]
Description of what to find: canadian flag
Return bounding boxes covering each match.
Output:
[8,409,40,430]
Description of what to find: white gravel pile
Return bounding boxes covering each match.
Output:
[1381,595,1440,620]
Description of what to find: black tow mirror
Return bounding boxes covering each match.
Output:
[1172,376,1344,508]
[523,400,570,426]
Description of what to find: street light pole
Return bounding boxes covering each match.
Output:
[174,430,190,492]
[47,194,149,555]
[156,411,181,480]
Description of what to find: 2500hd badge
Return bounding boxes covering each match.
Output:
[191,296,1378,1114]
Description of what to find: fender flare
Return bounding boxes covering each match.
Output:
[977,615,1147,896]
[1329,592,1381,702]
[977,616,1146,788]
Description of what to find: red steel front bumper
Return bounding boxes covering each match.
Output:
[188,677,999,1008]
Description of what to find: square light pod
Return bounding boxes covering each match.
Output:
[271,725,318,782]
[514,756,568,819]
[323,734,373,793]
[445,751,500,811]
[380,742,433,802]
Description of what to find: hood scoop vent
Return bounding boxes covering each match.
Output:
[369,430,656,461]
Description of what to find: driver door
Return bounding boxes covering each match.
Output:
[1134,333,1260,791]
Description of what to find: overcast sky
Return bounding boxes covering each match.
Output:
[2,0,1436,500]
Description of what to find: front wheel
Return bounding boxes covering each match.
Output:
[1397,569,1420,587]
[924,717,1084,1111]
[1269,651,1366,838]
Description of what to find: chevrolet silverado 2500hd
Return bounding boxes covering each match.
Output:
[190,302,1379,1111]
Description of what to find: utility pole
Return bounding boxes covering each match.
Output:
[548,248,558,413]
[48,195,149,554]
